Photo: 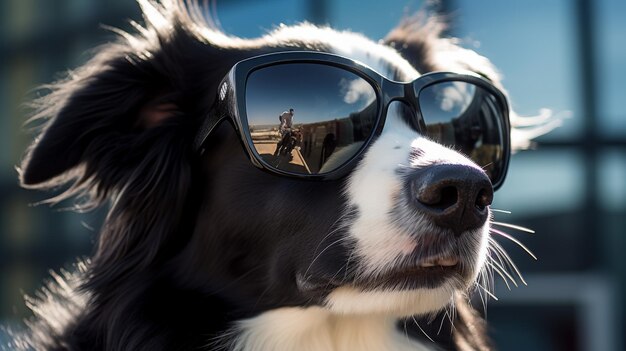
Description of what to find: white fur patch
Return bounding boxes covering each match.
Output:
[328,103,486,316]
[220,307,435,351]
[325,286,454,317]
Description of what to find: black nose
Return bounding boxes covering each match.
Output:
[408,164,494,236]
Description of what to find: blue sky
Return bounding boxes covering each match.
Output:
[246,63,376,127]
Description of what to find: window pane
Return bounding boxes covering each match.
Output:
[6,55,35,174]
[599,150,626,210]
[492,150,585,217]
[597,0,626,136]
[452,0,581,140]
[0,67,8,179]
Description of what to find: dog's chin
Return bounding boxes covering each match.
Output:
[323,285,458,317]
[298,264,475,317]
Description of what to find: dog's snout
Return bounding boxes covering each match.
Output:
[409,164,493,236]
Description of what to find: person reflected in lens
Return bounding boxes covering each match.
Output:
[274,108,295,156]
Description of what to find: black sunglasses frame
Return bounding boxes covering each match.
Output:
[195,51,511,190]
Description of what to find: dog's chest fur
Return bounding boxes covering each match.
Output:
[223,307,434,351]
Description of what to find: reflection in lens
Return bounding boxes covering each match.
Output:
[246,63,377,174]
[419,81,504,182]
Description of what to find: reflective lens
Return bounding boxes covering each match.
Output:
[245,63,378,174]
[418,81,506,183]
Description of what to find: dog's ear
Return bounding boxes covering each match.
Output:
[18,2,236,195]
[20,49,182,187]
[385,13,503,84]
[385,13,562,150]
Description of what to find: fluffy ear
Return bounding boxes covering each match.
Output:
[17,1,237,199]
[384,13,563,150]
[19,47,180,187]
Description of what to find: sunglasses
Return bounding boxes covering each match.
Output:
[195,51,511,189]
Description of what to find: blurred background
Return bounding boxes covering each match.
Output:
[0,0,624,350]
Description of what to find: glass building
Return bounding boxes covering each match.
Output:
[1,1,624,350]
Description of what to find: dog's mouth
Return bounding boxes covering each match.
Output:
[297,253,466,296]
[356,254,464,290]
[416,255,459,268]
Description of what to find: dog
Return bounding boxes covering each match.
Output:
[7,1,558,350]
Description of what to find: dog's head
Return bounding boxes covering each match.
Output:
[19,1,555,332]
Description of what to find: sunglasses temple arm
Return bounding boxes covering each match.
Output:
[193,78,235,152]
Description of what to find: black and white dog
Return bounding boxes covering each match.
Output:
[9,1,557,350]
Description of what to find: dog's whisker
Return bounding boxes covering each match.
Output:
[485,262,495,290]
[491,254,519,288]
[486,258,515,289]
[488,237,515,268]
[491,228,537,260]
[489,239,528,285]
[402,319,411,345]
[309,211,353,258]
[448,297,457,333]
[491,221,535,234]
[482,270,496,290]
[422,314,434,327]
[436,310,447,336]
[305,211,353,278]
[447,311,455,335]
[474,281,498,301]
[489,237,517,269]
[487,243,517,284]
[342,249,356,282]
[412,315,435,343]
[482,269,493,314]
[322,257,353,291]
[302,236,350,281]
[207,327,239,350]
[476,271,489,316]
[490,208,512,214]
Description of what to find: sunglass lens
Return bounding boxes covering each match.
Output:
[418,81,506,184]
[245,63,378,175]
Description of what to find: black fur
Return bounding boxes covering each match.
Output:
[8,2,495,350]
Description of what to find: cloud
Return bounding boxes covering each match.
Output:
[437,82,475,113]
[339,78,376,108]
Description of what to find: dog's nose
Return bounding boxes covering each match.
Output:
[408,164,494,236]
